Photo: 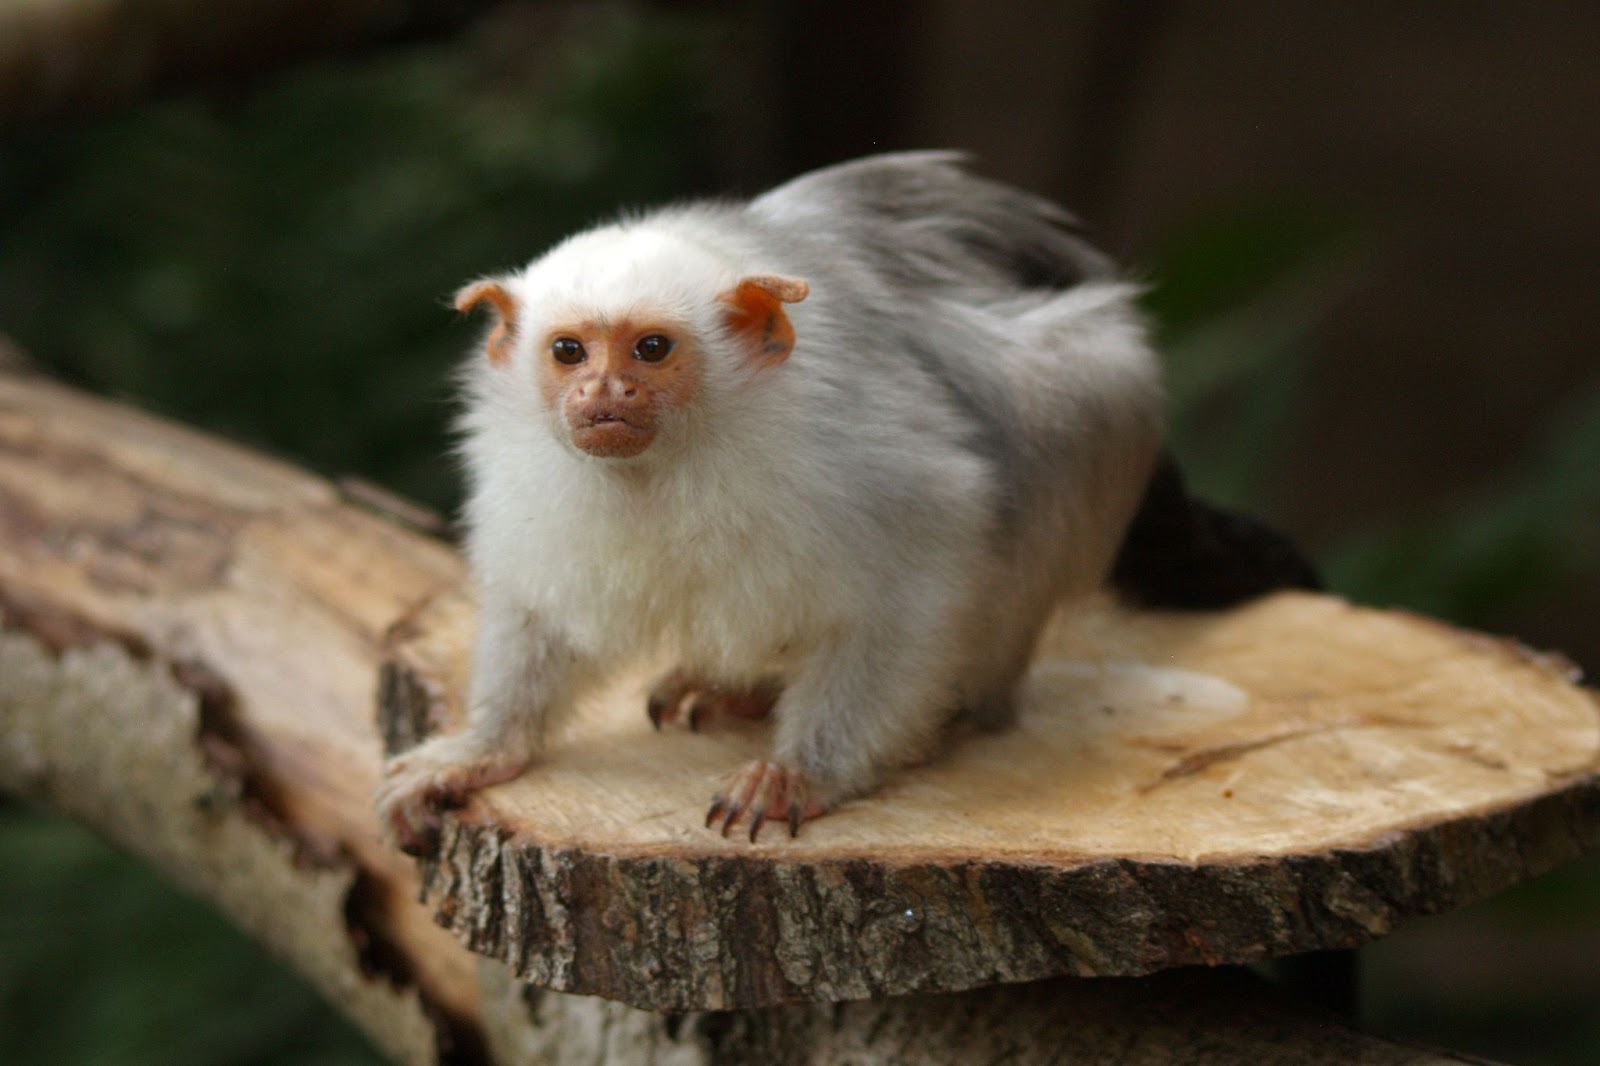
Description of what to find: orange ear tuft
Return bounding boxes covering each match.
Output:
[455,280,519,366]
[722,275,809,367]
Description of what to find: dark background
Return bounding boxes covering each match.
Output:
[1,2,1596,1062]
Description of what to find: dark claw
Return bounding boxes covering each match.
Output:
[647,695,667,730]
[393,799,444,858]
[397,829,438,859]
[705,797,727,829]
[718,799,743,837]
[687,699,704,733]
[748,804,767,843]
[788,804,803,838]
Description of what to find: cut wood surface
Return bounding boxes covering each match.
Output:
[385,550,1600,1011]
[0,368,1578,1064]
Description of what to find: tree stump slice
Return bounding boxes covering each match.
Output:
[382,583,1600,1012]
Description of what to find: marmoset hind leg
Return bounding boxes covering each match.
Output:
[953,569,1066,733]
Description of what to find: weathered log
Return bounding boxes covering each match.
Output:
[0,368,1566,1064]
[381,517,1600,1013]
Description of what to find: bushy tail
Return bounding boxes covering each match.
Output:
[1112,454,1322,609]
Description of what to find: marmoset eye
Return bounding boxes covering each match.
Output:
[552,337,585,365]
[634,334,674,362]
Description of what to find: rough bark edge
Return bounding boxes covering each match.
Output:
[413,773,1598,1012]
[0,606,482,1066]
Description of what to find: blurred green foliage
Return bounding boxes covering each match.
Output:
[0,6,1596,1064]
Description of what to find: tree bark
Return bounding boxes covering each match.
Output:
[0,367,1554,1064]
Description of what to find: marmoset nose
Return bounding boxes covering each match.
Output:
[577,375,639,403]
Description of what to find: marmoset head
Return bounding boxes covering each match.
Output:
[455,227,808,460]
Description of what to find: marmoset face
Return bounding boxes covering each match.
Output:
[456,256,806,461]
[538,315,699,459]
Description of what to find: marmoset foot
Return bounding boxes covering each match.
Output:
[647,672,781,732]
[705,760,829,842]
[376,736,529,856]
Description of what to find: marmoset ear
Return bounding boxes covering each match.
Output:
[721,275,809,367]
[455,279,520,366]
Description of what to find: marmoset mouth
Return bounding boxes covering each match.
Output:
[577,403,648,426]
[571,413,655,458]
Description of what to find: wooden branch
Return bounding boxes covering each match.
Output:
[0,0,502,124]
[0,367,1554,1064]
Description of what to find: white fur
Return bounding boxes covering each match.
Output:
[378,154,1163,839]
